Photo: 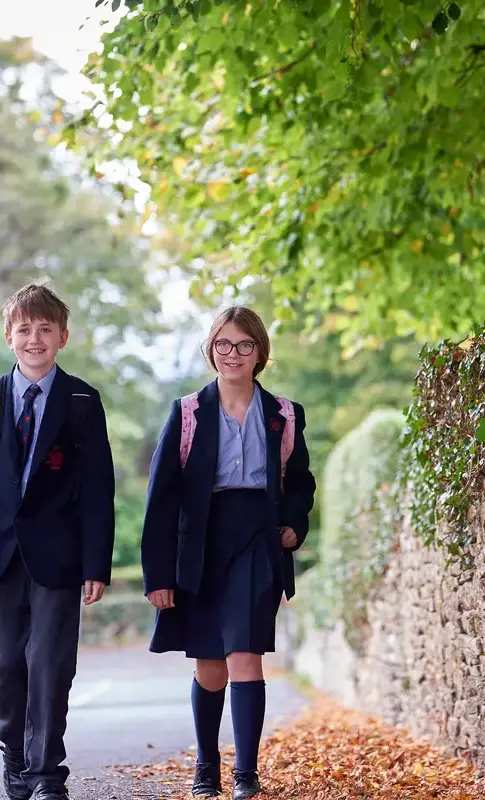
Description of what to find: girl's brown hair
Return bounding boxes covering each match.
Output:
[205,306,270,378]
[3,284,70,333]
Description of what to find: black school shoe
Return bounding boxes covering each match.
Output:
[32,781,68,800]
[1,746,32,800]
[232,769,261,799]
[192,761,222,797]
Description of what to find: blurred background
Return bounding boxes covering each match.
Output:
[0,1,420,644]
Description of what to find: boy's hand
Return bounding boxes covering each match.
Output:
[147,589,175,609]
[83,580,106,606]
[280,526,298,549]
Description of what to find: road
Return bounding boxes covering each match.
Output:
[1,644,307,799]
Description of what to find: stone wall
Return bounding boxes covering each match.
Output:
[283,498,485,769]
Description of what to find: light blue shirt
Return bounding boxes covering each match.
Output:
[214,384,267,491]
[13,364,57,496]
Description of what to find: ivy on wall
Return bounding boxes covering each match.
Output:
[401,334,485,565]
[296,334,485,654]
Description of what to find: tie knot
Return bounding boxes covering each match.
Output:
[25,384,42,400]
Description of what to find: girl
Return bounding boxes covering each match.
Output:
[142,307,315,799]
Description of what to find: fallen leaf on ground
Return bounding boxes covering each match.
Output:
[113,695,485,799]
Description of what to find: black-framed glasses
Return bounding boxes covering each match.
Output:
[214,339,256,357]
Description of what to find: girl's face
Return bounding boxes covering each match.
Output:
[212,321,259,384]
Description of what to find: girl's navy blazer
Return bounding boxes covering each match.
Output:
[142,379,316,599]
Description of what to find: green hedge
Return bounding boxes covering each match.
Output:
[295,409,404,653]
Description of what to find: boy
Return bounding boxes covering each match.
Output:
[0,284,115,800]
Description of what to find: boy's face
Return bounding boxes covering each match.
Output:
[5,317,69,377]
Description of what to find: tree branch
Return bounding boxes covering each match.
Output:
[251,43,317,85]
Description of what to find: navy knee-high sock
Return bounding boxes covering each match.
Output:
[191,678,226,765]
[230,680,266,772]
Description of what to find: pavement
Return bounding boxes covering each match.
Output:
[0,643,307,799]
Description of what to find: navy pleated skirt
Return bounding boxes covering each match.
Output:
[149,489,283,658]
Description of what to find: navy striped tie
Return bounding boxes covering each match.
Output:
[17,384,42,471]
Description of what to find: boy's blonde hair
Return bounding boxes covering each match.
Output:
[2,284,70,333]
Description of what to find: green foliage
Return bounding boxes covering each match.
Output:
[76,0,485,347]
[297,331,485,651]
[301,409,404,652]
[400,333,485,564]
[239,284,417,568]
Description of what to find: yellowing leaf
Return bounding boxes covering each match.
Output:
[159,178,169,195]
[458,337,475,351]
[447,252,461,265]
[47,133,62,147]
[411,238,424,254]
[172,157,188,177]
[207,180,231,202]
[413,761,424,776]
[240,168,257,179]
[340,295,360,312]
[141,205,153,223]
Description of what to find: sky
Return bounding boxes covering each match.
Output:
[1,0,113,103]
[2,0,210,379]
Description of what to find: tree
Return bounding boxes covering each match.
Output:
[73,0,485,350]
[0,39,187,566]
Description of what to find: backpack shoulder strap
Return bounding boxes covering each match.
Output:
[180,392,199,469]
[275,396,296,482]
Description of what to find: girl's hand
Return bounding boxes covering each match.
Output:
[280,526,298,549]
[147,589,175,609]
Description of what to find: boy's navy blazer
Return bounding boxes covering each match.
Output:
[0,365,115,589]
[142,380,316,600]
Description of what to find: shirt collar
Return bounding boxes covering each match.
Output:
[220,383,260,423]
[14,363,57,399]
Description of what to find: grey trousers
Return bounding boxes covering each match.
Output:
[0,550,81,788]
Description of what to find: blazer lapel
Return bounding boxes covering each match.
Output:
[3,368,21,475]
[187,379,285,495]
[28,367,71,483]
[257,382,286,494]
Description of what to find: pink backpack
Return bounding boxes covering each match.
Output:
[179,392,295,486]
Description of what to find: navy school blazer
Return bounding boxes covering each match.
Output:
[141,379,316,600]
[0,366,115,589]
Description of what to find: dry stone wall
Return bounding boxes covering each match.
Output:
[285,499,485,769]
